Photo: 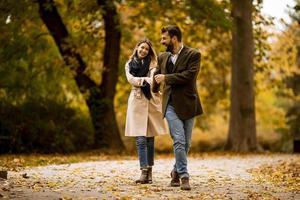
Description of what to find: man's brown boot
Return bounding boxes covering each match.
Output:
[135,169,149,184]
[147,167,152,183]
[169,169,180,187]
[180,177,191,190]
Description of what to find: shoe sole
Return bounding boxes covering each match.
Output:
[136,180,153,184]
[169,182,180,187]
[180,187,191,190]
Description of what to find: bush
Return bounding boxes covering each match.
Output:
[0,99,94,153]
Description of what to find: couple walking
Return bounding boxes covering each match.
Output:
[125,25,203,190]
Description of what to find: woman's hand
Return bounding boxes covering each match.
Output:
[154,74,165,84]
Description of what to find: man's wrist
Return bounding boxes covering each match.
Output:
[164,74,169,84]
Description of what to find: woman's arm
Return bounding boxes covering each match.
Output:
[125,63,150,87]
[152,55,162,93]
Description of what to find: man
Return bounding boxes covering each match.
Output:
[153,25,203,190]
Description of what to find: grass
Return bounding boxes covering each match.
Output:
[0,150,136,171]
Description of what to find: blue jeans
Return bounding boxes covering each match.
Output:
[136,136,154,169]
[165,104,194,178]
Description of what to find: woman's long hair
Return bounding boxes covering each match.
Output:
[129,38,157,66]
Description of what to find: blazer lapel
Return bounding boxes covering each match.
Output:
[161,52,171,74]
[172,46,188,73]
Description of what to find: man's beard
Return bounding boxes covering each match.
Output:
[166,42,174,53]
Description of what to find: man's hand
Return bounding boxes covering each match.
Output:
[154,74,165,84]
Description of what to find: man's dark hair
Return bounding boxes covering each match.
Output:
[161,25,182,42]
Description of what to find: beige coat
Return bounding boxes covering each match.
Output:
[125,61,168,137]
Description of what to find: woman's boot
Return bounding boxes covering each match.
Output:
[135,168,149,184]
[147,167,152,183]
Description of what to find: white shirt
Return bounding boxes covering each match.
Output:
[170,44,184,65]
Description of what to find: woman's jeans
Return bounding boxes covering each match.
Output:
[136,136,154,169]
[165,104,194,178]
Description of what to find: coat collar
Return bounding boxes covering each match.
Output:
[172,45,188,72]
[160,45,189,72]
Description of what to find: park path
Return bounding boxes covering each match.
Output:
[1,154,299,199]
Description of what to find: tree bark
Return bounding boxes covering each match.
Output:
[38,0,124,151]
[92,0,123,149]
[225,0,258,151]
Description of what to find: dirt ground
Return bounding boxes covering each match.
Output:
[1,154,299,199]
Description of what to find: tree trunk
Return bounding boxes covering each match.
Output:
[225,0,258,151]
[38,0,124,151]
[92,0,123,149]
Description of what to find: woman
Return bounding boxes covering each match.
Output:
[125,38,167,184]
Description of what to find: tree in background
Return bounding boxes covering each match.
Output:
[261,0,300,152]
[286,0,300,152]
[0,0,94,153]
[225,0,258,151]
[37,0,124,151]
